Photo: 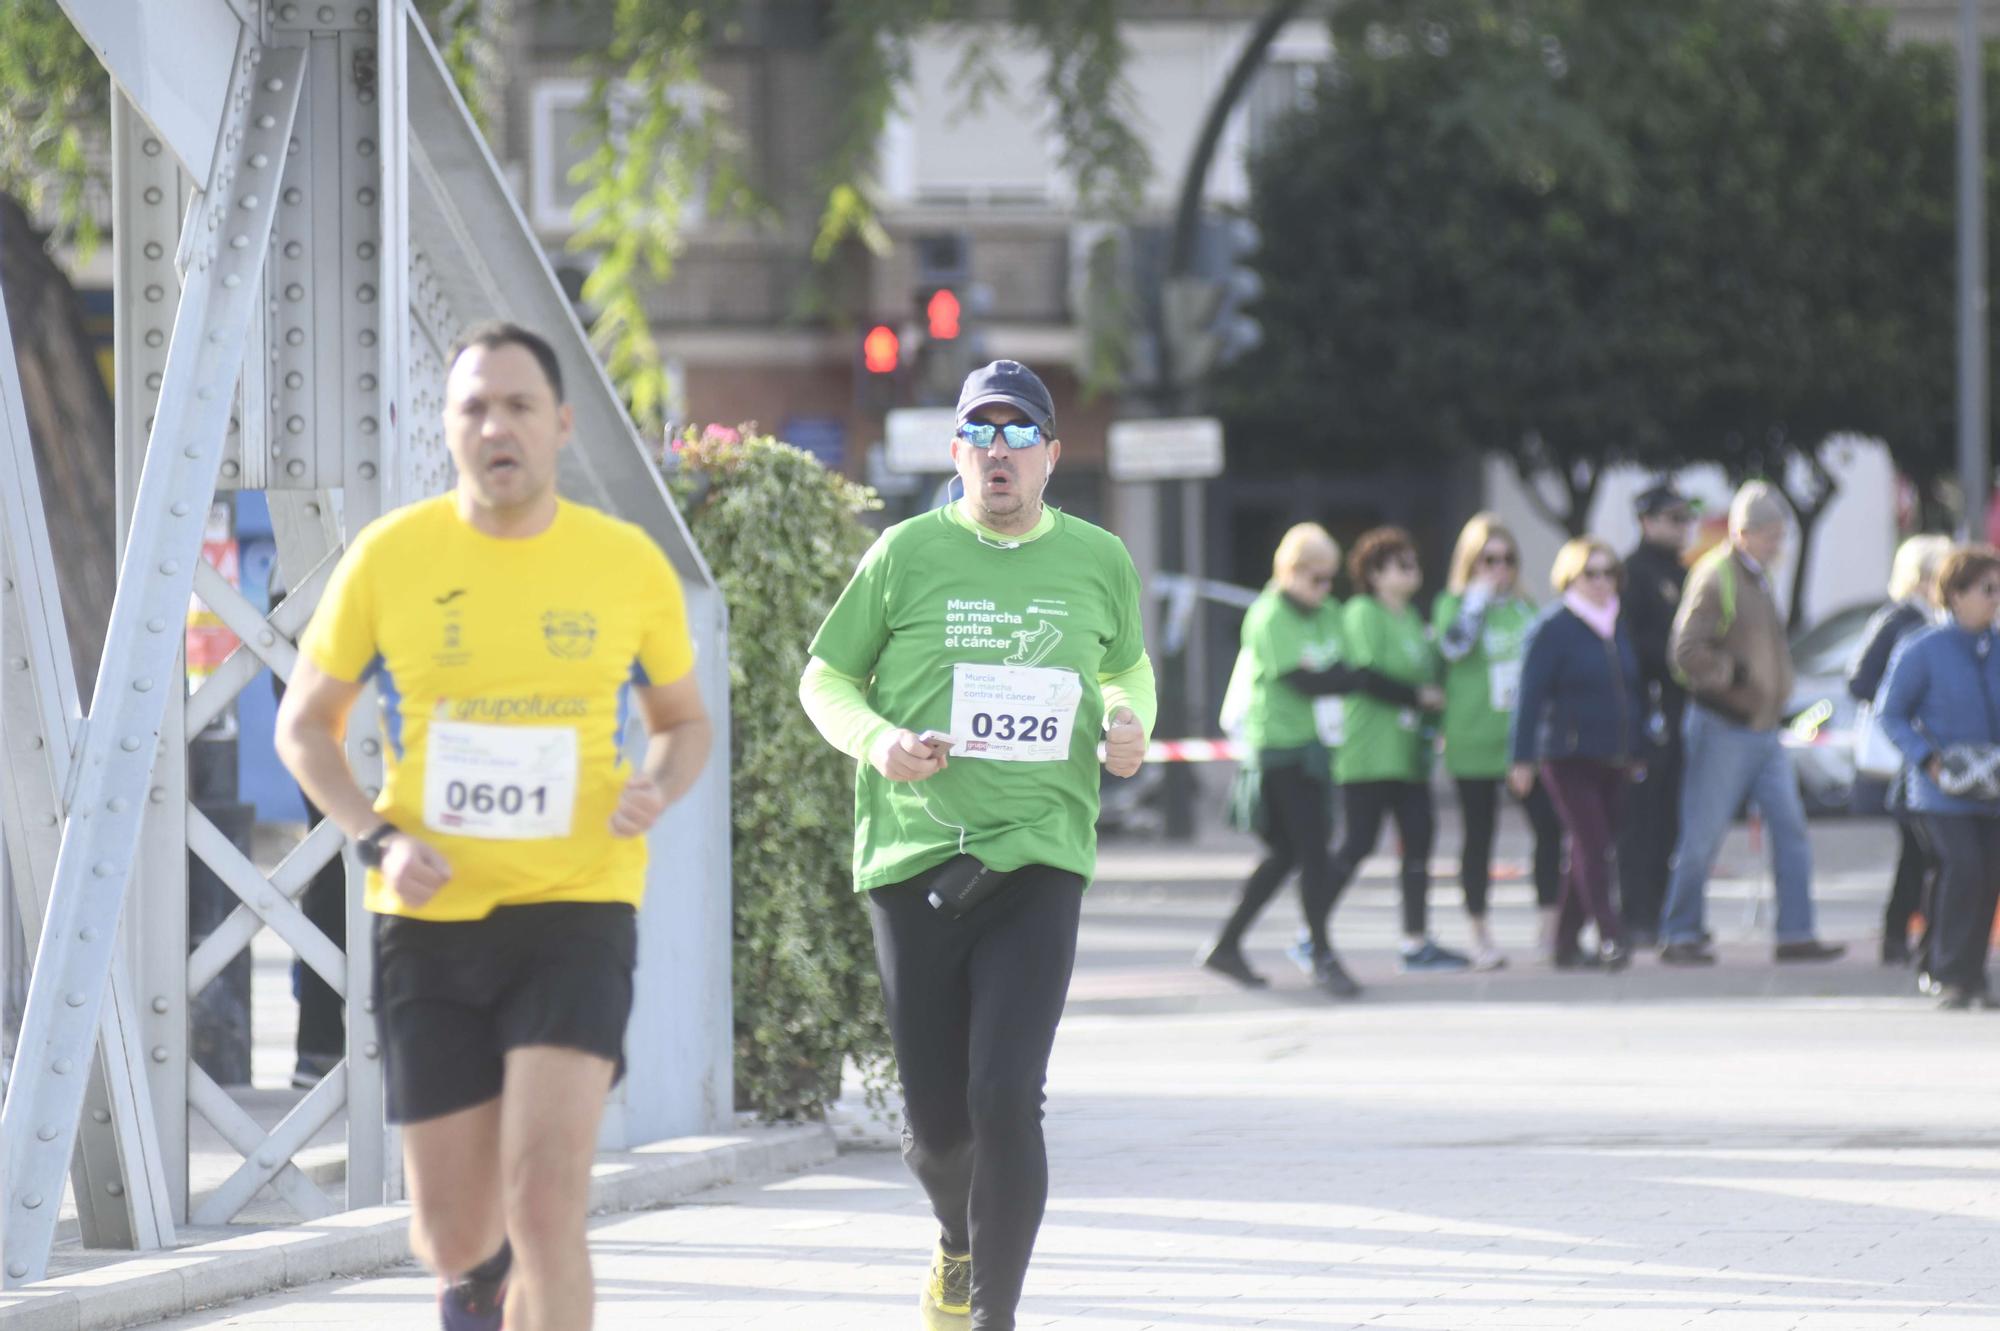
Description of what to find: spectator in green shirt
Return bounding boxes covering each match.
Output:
[1204,524,1426,996]
[1434,514,1563,970]
[1313,527,1463,973]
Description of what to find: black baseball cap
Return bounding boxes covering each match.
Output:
[955,360,1056,435]
[1635,479,1697,518]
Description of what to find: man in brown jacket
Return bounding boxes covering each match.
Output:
[1657,482,1846,965]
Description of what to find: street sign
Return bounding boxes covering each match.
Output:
[884,407,959,473]
[1107,417,1225,482]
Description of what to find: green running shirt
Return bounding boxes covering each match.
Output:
[809,506,1147,891]
[1432,591,1535,779]
[1335,595,1437,784]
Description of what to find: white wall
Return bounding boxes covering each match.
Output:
[877,19,1332,211]
[1485,436,1901,624]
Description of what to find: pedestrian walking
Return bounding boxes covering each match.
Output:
[1310,527,1458,973]
[1657,481,1845,965]
[1434,513,1562,969]
[277,322,713,1331]
[1619,480,1697,947]
[1874,544,2000,1009]
[1508,539,1645,970]
[1204,524,1426,995]
[1846,534,1950,965]
[799,360,1154,1330]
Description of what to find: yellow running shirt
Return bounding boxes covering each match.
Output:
[300,495,695,920]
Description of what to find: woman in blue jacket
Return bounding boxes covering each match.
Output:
[1875,544,2000,1009]
[1508,538,1646,970]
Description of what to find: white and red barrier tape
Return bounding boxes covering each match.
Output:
[1142,738,1243,763]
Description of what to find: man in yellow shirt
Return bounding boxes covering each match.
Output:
[276,322,710,1331]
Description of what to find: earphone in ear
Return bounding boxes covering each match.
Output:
[1044,460,1054,481]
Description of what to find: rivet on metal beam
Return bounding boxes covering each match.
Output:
[252,153,270,169]
[35,1127,56,1142]
[64,992,84,1007]
[92,862,113,878]
[79,927,96,941]
[92,1109,110,1124]
[258,114,277,129]
[146,617,167,633]
[151,1047,168,1063]
[105,1183,124,1198]
[144,284,163,303]
[152,997,170,1014]
[133,678,153,693]
[22,1195,42,1210]
[286,459,306,478]
[358,462,377,479]
[222,460,242,479]
[52,1059,71,1075]
[284,241,303,259]
[120,737,142,753]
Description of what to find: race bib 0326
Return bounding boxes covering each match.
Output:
[947,663,1084,762]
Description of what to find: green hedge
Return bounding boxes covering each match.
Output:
[665,425,892,1119]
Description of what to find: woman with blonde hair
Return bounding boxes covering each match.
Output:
[1433,513,1563,969]
[1846,533,1951,964]
[1508,538,1645,968]
[1204,524,1427,991]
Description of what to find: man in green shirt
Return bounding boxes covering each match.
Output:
[800,360,1155,1331]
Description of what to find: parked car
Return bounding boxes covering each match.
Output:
[1782,599,1889,817]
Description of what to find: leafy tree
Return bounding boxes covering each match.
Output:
[1220,0,1961,581]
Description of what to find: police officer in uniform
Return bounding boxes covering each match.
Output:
[1618,480,1695,946]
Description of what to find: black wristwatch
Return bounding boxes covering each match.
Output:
[355,823,401,869]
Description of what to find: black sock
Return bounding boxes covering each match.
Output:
[457,1239,512,1288]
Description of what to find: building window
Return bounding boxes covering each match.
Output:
[529,77,707,234]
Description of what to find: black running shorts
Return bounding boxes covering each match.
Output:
[371,900,638,1124]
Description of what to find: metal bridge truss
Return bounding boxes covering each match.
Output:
[0,0,733,1287]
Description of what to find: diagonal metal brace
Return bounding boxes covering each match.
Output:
[0,35,306,1286]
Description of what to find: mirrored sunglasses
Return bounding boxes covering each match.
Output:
[956,421,1042,450]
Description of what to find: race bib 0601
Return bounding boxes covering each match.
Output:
[948,663,1084,762]
[423,720,578,839]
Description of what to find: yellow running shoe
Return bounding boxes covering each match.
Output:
[918,1243,972,1328]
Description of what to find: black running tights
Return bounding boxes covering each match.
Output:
[868,862,1084,1331]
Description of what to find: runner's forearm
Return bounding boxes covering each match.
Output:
[641,718,713,806]
[800,655,897,761]
[1100,654,1158,735]
[274,719,389,839]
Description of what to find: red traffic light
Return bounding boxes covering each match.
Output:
[926,288,961,341]
[863,324,900,374]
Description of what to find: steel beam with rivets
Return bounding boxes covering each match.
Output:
[0,35,306,1285]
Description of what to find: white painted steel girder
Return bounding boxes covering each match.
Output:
[53,0,242,182]
[0,36,306,1284]
[0,174,175,1259]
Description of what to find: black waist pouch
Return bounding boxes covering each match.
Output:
[925,854,1016,918]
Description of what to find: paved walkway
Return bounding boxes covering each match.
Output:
[136,816,2000,1330]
